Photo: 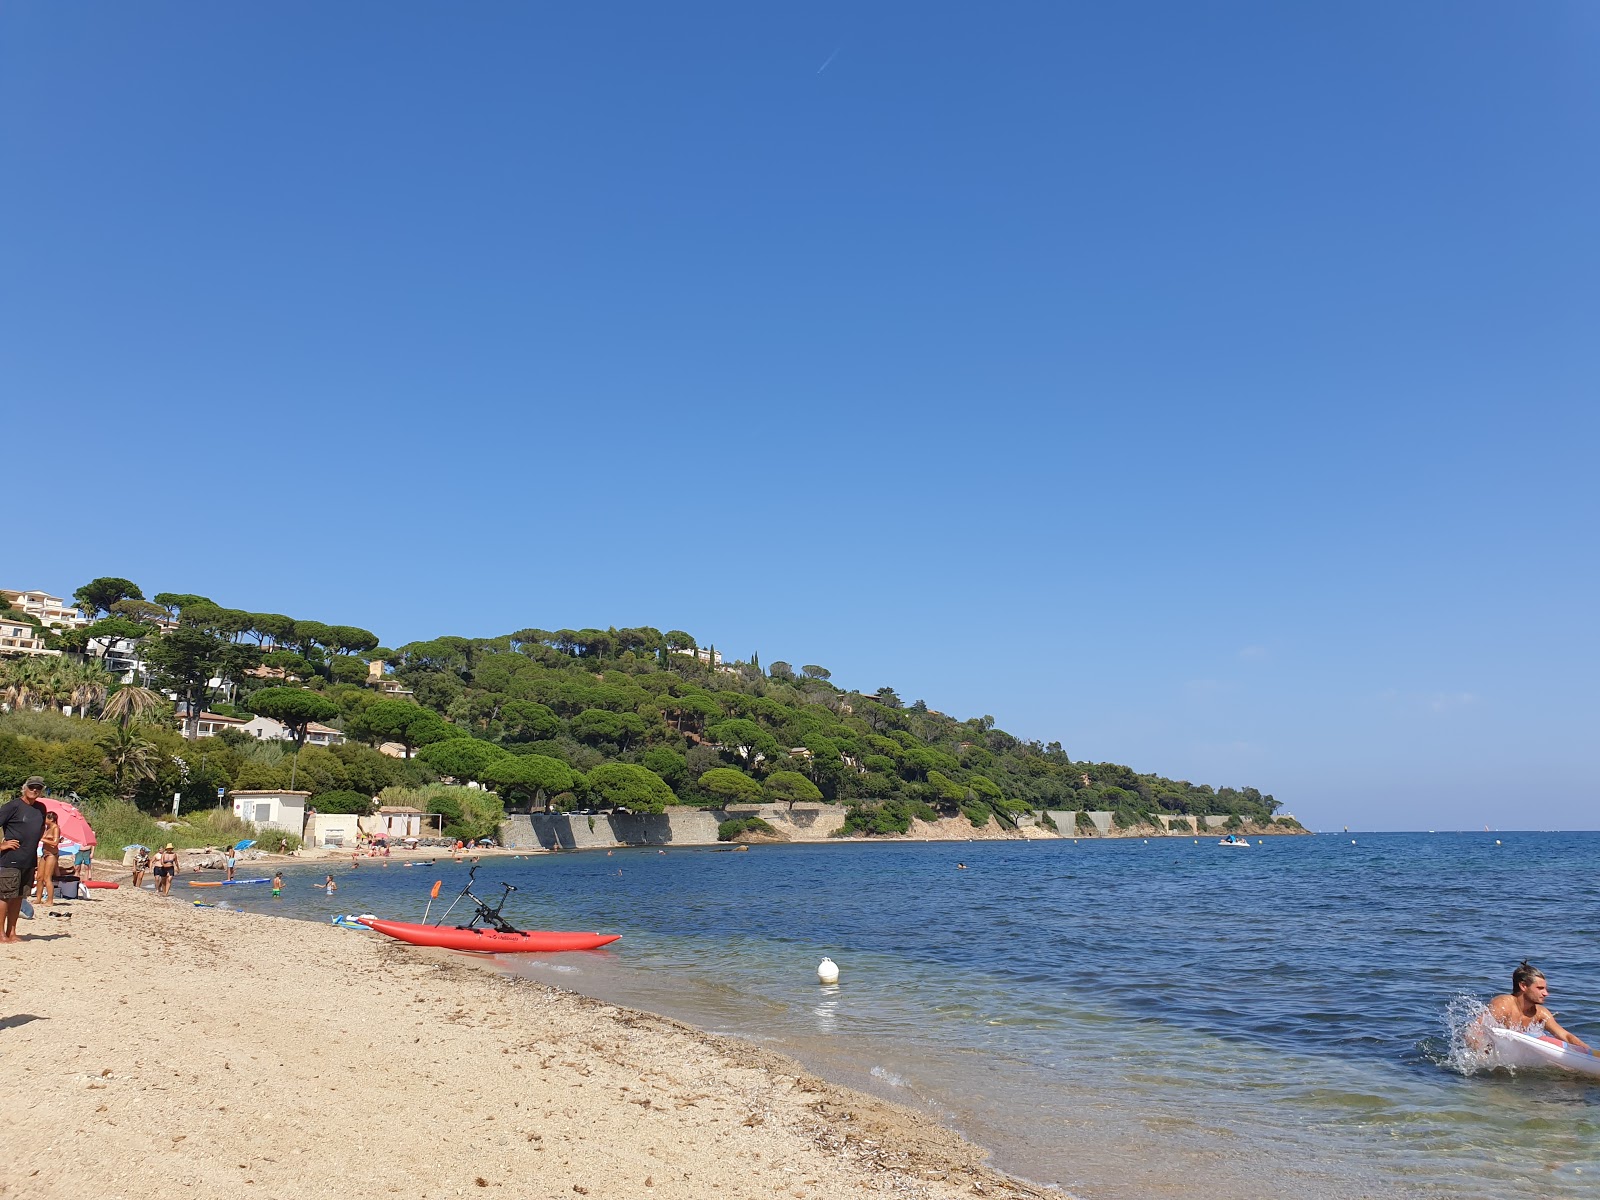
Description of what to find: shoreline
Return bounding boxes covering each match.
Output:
[1,886,1050,1200]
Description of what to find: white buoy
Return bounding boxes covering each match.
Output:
[817,957,839,984]
[1496,839,1502,846]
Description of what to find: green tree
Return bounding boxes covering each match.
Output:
[97,724,161,800]
[143,625,235,738]
[348,698,456,757]
[641,747,687,789]
[481,754,577,809]
[73,577,143,619]
[501,700,560,742]
[706,718,779,768]
[801,665,831,681]
[100,684,169,730]
[586,762,675,814]
[246,688,342,750]
[762,770,822,810]
[571,708,647,751]
[698,767,762,805]
[416,736,511,784]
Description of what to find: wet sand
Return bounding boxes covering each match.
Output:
[0,883,1049,1200]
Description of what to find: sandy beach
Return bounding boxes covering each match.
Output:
[0,881,1046,1200]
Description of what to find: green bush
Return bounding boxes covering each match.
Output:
[717,816,775,841]
[1275,816,1303,830]
[1225,814,1244,830]
[1038,811,1059,832]
[839,800,915,836]
[1075,811,1096,832]
[312,789,374,815]
[960,800,991,828]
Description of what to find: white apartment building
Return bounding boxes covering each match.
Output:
[0,590,86,631]
[0,614,58,658]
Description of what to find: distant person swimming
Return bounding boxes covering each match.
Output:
[1486,961,1590,1051]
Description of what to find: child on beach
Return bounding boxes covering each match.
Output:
[32,811,60,906]
[225,845,237,881]
[272,871,284,897]
[323,875,337,895]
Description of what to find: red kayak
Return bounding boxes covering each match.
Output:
[358,918,619,953]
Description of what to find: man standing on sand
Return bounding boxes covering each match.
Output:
[1488,961,1591,1051]
[0,778,48,942]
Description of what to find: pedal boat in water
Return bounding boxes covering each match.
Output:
[357,917,620,953]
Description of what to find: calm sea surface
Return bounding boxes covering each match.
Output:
[198,833,1600,1199]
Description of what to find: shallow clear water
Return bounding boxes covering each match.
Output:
[203,833,1600,1199]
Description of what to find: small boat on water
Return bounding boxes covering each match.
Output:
[1217,834,1251,847]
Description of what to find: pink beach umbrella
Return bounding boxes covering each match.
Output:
[40,796,96,848]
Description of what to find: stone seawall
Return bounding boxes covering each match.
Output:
[499,806,1302,848]
[500,804,848,850]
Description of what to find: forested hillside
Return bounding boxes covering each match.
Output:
[0,578,1290,839]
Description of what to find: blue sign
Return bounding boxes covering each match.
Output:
[217,787,226,799]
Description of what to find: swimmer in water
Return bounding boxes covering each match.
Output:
[1486,960,1591,1051]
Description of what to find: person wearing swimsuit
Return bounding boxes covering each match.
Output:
[153,843,180,896]
[1487,961,1590,1051]
[33,811,60,906]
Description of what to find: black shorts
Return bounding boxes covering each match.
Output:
[154,866,173,879]
[0,866,35,901]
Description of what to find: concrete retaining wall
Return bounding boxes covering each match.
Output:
[500,803,848,850]
[1044,810,1115,835]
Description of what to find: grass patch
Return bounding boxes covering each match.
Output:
[83,799,302,860]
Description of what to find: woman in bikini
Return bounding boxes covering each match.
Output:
[32,811,60,906]
[153,843,180,896]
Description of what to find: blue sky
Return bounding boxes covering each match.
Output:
[4,4,1596,830]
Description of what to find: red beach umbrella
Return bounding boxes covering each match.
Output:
[39,797,96,847]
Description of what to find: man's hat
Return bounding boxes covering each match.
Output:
[24,776,45,789]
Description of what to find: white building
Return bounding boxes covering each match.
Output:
[371,805,429,839]
[181,711,249,738]
[239,715,346,747]
[0,614,58,658]
[231,789,309,837]
[0,589,86,631]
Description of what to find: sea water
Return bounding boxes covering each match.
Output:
[215,833,1600,1199]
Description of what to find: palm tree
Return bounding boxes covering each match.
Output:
[0,656,52,711]
[101,684,168,729]
[65,659,114,718]
[98,723,161,800]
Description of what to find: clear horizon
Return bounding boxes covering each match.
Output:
[4,4,1596,832]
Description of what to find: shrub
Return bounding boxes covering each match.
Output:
[312,789,374,815]
[839,800,915,837]
[1075,811,1096,832]
[1225,814,1244,830]
[1275,816,1303,830]
[960,800,991,828]
[717,816,775,841]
